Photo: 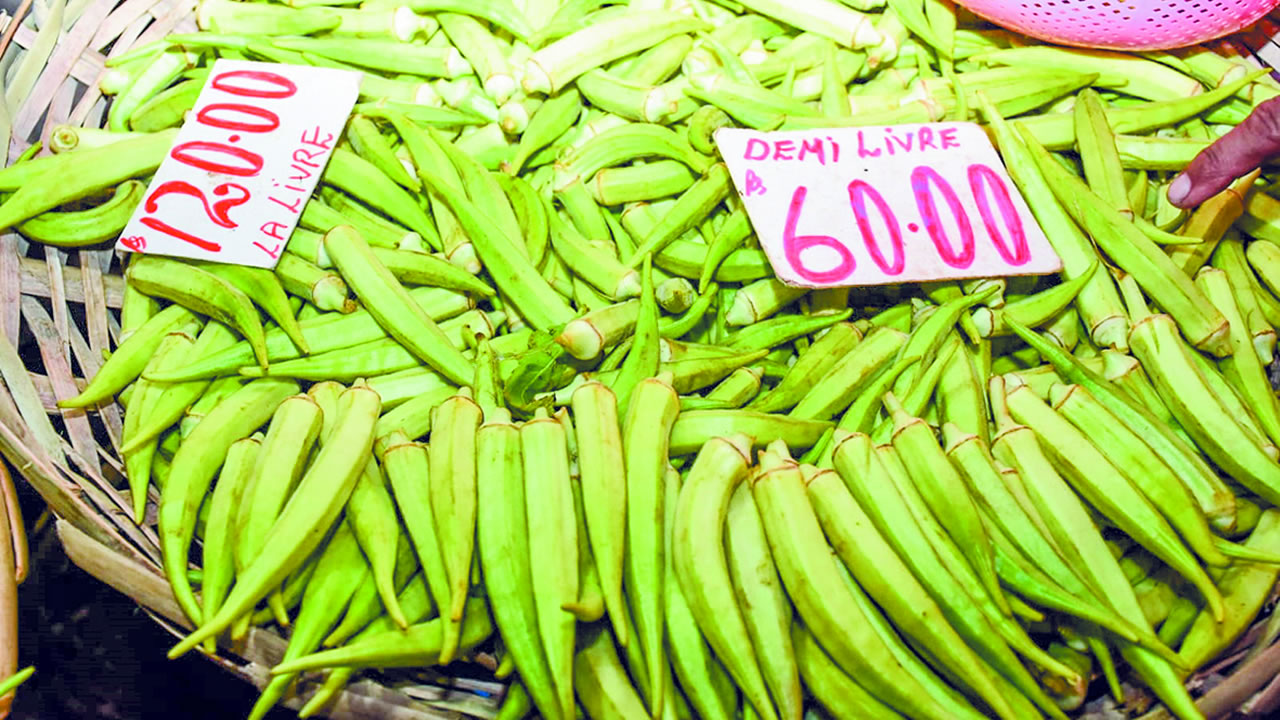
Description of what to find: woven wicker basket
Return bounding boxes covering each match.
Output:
[0,0,503,716]
[4,0,1280,718]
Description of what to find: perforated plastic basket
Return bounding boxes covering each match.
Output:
[955,0,1280,50]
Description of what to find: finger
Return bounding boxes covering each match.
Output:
[1168,95,1280,208]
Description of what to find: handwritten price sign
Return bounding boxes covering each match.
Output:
[715,124,1061,288]
[116,60,360,267]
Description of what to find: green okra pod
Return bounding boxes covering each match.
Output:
[523,10,708,95]
[322,147,441,250]
[0,130,177,229]
[324,226,474,384]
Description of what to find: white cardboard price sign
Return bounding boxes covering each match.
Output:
[116,59,360,268]
[715,123,1062,288]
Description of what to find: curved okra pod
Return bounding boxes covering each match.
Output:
[58,303,198,409]
[324,226,475,385]
[16,179,144,247]
[789,326,906,421]
[131,260,256,376]
[620,375,680,714]
[556,123,712,188]
[199,434,262,654]
[234,394,324,588]
[426,389,482,630]
[752,455,983,720]
[507,89,582,175]
[198,261,310,356]
[523,10,707,95]
[169,383,380,658]
[271,601,493,673]
[0,129,177,229]
[415,167,576,330]
[1004,380,1225,622]
[322,148,442,250]
[750,322,863,413]
[701,206,747,289]
[570,382,629,648]
[476,409,564,720]
[687,105,734,156]
[159,377,301,625]
[576,70,695,125]
[1020,128,1230,356]
[547,205,640,301]
[972,262,1099,337]
[626,163,732,266]
[810,452,1036,720]
[346,114,420,192]
[672,434,780,720]
[520,409,578,719]
[1050,382,1228,568]
[978,94,1129,350]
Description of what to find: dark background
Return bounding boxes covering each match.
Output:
[5,460,297,720]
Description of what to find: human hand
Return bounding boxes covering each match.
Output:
[1167,96,1280,208]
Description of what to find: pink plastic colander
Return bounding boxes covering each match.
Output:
[954,0,1280,50]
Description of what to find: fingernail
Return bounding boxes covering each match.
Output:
[1168,174,1191,205]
